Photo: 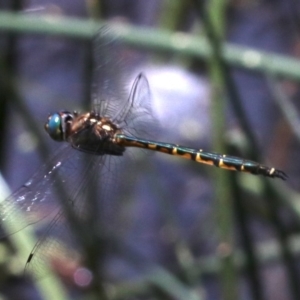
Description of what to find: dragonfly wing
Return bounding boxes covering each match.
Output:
[0,145,95,237]
[24,154,113,279]
[91,26,128,118]
[91,27,157,138]
[115,73,157,138]
[25,209,80,279]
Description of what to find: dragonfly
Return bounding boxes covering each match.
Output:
[46,92,287,180]
[0,26,287,279]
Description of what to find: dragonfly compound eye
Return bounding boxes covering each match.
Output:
[45,113,64,141]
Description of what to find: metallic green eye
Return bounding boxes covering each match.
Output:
[45,111,74,141]
[45,113,64,141]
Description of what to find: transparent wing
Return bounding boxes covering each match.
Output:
[114,73,158,139]
[91,26,128,117]
[24,153,117,279]
[25,210,80,280]
[92,27,157,138]
[0,145,96,238]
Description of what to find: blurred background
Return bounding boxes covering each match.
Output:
[0,0,300,299]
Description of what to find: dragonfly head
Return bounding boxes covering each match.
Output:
[45,111,74,141]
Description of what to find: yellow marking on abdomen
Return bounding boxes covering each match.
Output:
[147,144,157,150]
[195,153,214,166]
[218,159,224,167]
[158,147,172,154]
[220,165,239,171]
[181,153,193,159]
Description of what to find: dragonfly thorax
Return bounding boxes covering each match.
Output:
[45,111,125,156]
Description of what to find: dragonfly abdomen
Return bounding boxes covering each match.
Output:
[195,152,286,179]
[115,134,287,180]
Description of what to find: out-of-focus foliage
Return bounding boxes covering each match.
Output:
[0,1,300,300]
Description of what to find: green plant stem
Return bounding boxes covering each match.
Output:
[195,0,238,299]
[0,12,300,80]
